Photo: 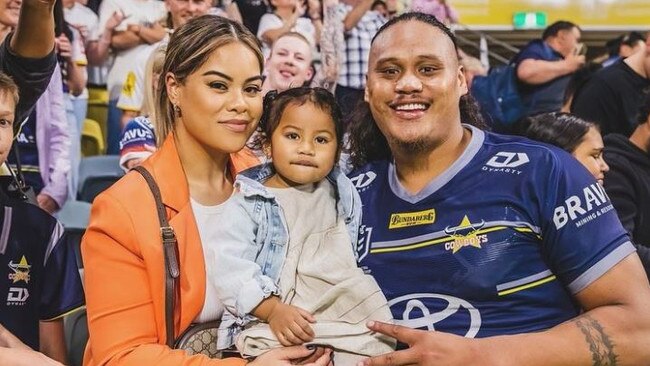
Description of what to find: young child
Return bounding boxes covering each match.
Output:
[207,87,394,363]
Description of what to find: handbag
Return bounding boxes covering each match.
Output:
[133,166,223,358]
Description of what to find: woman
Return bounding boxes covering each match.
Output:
[521,112,609,185]
[82,15,332,365]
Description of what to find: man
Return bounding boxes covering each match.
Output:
[346,12,650,365]
[572,33,650,137]
[262,32,314,95]
[0,0,57,131]
[335,0,385,116]
[603,89,650,278]
[516,20,585,116]
[0,72,84,365]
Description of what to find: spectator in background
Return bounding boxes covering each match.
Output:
[262,32,314,94]
[603,89,650,278]
[520,112,609,185]
[310,0,343,92]
[97,0,167,154]
[117,0,211,128]
[409,0,457,25]
[118,44,164,171]
[257,0,317,58]
[54,0,87,202]
[336,0,386,116]
[602,31,646,68]
[516,21,585,116]
[572,33,650,136]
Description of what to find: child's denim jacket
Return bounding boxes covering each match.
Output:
[212,162,362,349]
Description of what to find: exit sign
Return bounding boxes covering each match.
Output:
[513,12,547,29]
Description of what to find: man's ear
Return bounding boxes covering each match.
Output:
[457,65,468,96]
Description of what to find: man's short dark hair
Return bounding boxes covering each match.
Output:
[542,21,579,40]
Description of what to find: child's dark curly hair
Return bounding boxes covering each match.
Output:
[249,87,344,151]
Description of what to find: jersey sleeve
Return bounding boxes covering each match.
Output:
[39,222,85,321]
[536,148,634,295]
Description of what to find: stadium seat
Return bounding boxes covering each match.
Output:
[81,118,105,156]
[87,86,109,148]
[78,156,124,203]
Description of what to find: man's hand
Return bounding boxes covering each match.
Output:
[268,303,316,346]
[105,10,126,32]
[37,193,58,214]
[564,54,586,73]
[357,321,482,366]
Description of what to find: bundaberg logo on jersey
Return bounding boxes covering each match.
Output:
[444,215,488,253]
[389,209,436,229]
[8,255,31,284]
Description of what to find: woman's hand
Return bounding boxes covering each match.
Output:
[249,345,333,366]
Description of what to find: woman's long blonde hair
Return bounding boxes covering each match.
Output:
[156,15,264,145]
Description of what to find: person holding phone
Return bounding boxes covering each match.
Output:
[515,20,586,117]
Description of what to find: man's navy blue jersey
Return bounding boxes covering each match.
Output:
[349,126,633,338]
[0,197,84,349]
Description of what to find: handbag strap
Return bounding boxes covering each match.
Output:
[132,166,180,348]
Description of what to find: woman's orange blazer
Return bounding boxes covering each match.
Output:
[81,135,258,365]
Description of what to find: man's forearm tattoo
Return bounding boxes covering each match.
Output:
[574,315,618,366]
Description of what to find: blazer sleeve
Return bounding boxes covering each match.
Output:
[81,190,246,366]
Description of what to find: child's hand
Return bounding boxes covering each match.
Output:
[268,303,316,346]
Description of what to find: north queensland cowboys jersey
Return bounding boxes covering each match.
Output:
[350,125,633,339]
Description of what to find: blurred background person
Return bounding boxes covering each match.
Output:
[520,112,609,185]
[602,89,650,279]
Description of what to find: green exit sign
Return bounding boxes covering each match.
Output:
[513,12,547,29]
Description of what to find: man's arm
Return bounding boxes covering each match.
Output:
[517,54,585,85]
[39,319,67,364]
[10,0,55,58]
[343,0,373,32]
[111,30,142,51]
[361,254,650,366]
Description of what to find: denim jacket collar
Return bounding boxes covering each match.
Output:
[235,163,357,223]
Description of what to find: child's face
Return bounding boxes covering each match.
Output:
[267,102,338,188]
[0,92,15,165]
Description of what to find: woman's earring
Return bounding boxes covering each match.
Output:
[174,104,182,117]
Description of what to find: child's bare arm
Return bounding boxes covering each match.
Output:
[252,296,316,346]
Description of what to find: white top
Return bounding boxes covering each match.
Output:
[97,0,166,100]
[64,3,99,41]
[256,14,316,59]
[191,198,227,323]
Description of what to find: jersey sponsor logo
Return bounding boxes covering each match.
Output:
[553,183,613,229]
[389,209,435,229]
[121,71,136,97]
[6,287,29,306]
[349,171,377,190]
[482,152,529,175]
[8,255,31,284]
[357,225,373,261]
[486,152,529,168]
[388,293,481,337]
[444,215,487,253]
